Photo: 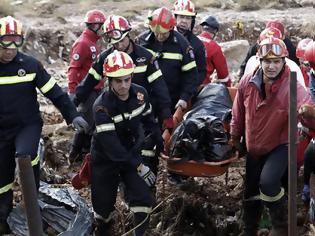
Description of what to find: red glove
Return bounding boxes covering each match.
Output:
[163,117,174,130]
[71,153,91,189]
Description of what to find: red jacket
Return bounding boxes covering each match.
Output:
[198,31,229,85]
[67,29,104,93]
[231,65,312,157]
[300,65,310,87]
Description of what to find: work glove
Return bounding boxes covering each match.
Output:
[175,99,187,110]
[302,184,310,204]
[72,116,89,133]
[137,164,156,187]
[163,117,174,131]
[299,104,315,119]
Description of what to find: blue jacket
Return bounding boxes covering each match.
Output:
[0,51,78,139]
[92,83,160,167]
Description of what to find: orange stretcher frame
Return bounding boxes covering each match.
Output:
[160,87,238,178]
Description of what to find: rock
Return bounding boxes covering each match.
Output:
[219,40,250,74]
[298,0,315,7]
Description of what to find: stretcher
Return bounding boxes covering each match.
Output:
[160,87,238,177]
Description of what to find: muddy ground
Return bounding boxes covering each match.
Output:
[2,0,315,235]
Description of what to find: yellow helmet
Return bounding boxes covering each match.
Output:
[0,16,23,49]
[103,50,135,78]
[173,0,196,16]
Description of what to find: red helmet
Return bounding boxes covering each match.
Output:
[266,20,284,38]
[305,41,315,66]
[173,0,196,16]
[0,16,24,49]
[257,37,288,59]
[296,38,313,60]
[103,15,131,44]
[258,27,282,43]
[148,7,176,33]
[84,10,106,24]
[103,50,135,77]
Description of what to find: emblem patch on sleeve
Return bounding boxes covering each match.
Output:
[153,60,160,70]
[73,53,80,61]
[137,92,145,104]
[188,49,195,59]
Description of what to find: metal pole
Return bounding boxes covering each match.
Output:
[288,71,297,236]
[16,157,44,236]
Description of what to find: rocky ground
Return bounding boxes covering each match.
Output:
[1,0,315,235]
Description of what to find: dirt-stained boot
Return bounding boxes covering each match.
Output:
[239,200,263,236]
[266,197,288,236]
[93,219,114,236]
[133,212,150,236]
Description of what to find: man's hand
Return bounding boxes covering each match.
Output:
[229,135,241,152]
[299,104,315,120]
[137,164,156,187]
[163,117,174,130]
[72,116,89,133]
[175,99,187,110]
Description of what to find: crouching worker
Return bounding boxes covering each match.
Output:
[91,50,161,235]
[0,16,89,234]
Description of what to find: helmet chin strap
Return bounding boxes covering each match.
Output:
[176,26,189,35]
[123,35,132,53]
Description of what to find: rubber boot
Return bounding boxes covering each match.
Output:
[0,192,13,235]
[266,197,288,236]
[239,200,263,236]
[69,132,86,163]
[133,212,149,236]
[94,219,114,236]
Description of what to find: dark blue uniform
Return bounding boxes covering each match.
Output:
[91,83,159,235]
[0,51,79,226]
[136,30,198,109]
[75,41,172,121]
[184,31,206,86]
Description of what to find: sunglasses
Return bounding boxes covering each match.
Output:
[103,29,128,43]
[0,35,24,48]
[258,43,284,57]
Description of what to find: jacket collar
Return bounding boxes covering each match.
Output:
[250,65,289,94]
[83,28,100,42]
[199,31,213,40]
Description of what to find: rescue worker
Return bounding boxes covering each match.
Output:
[74,15,171,177]
[173,0,206,86]
[136,7,198,185]
[230,37,313,236]
[296,38,313,87]
[67,9,106,163]
[136,7,198,111]
[300,41,315,204]
[198,16,230,86]
[0,16,88,234]
[243,26,306,89]
[239,20,299,79]
[91,50,161,235]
